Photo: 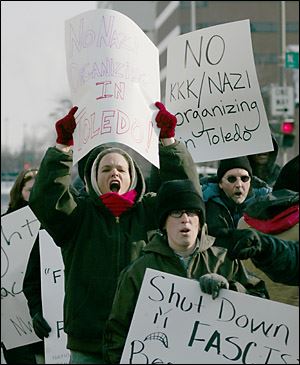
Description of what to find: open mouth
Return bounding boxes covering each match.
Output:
[110,181,120,193]
[180,228,190,233]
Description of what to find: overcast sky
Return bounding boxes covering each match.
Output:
[1,1,97,152]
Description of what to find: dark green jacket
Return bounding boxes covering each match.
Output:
[29,141,200,353]
[103,228,268,363]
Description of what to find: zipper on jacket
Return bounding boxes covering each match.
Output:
[115,216,120,223]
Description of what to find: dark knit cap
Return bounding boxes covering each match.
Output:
[273,155,299,192]
[156,179,206,229]
[217,156,253,181]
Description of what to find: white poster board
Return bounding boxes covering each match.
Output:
[1,206,41,349]
[121,269,299,364]
[165,19,273,163]
[65,9,160,167]
[39,230,70,364]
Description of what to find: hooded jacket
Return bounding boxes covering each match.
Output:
[247,136,281,187]
[103,228,268,364]
[29,141,200,353]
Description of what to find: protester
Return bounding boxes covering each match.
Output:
[1,168,50,364]
[247,135,281,187]
[236,155,299,305]
[102,179,269,364]
[225,229,299,286]
[28,102,201,363]
[202,156,271,237]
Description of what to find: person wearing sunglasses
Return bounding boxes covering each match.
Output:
[204,156,270,239]
[102,179,269,364]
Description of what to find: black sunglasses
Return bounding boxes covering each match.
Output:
[169,209,199,218]
[224,175,250,183]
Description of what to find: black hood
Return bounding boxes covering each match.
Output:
[248,135,279,171]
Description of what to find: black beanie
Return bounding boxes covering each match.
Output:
[217,156,253,181]
[156,179,206,230]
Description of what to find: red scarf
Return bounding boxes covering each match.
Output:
[244,204,299,234]
[100,190,137,217]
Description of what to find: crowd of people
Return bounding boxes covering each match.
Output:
[2,102,298,364]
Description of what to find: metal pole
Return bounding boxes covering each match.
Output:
[191,1,196,31]
[280,1,288,165]
[280,1,286,87]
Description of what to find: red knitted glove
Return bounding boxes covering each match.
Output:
[155,102,177,138]
[55,106,78,145]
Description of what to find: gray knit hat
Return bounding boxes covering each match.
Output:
[217,156,252,181]
[91,147,137,195]
[156,179,206,229]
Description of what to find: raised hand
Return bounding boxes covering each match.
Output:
[55,106,78,146]
[226,229,262,260]
[155,102,177,139]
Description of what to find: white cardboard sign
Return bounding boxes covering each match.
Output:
[65,9,160,167]
[1,206,41,349]
[39,230,70,364]
[165,19,273,163]
[121,268,299,364]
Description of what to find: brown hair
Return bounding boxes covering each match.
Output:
[7,168,38,213]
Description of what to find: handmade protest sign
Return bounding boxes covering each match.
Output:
[120,268,299,364]
[39,230,70,364]
[1,206,40,349]
[65,9,160,166]
[165,19,273,163]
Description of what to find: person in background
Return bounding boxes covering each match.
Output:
[1,168,51,364]
[28,102,201,364]
[23,166,90,364]
[6,168,38,213]
[102,179,269,364]
[237,154,299,305]
[203,156,270,238]
[247,136,281,187]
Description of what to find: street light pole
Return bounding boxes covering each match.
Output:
[190,1,196,32]
[280,1,286,87]
[280,1,288,165]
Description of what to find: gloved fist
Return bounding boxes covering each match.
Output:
[155,102,177,139]
[55,106,78,146]
[226,229,262,260]
[199,273,229,299]
[32,312,51,340]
